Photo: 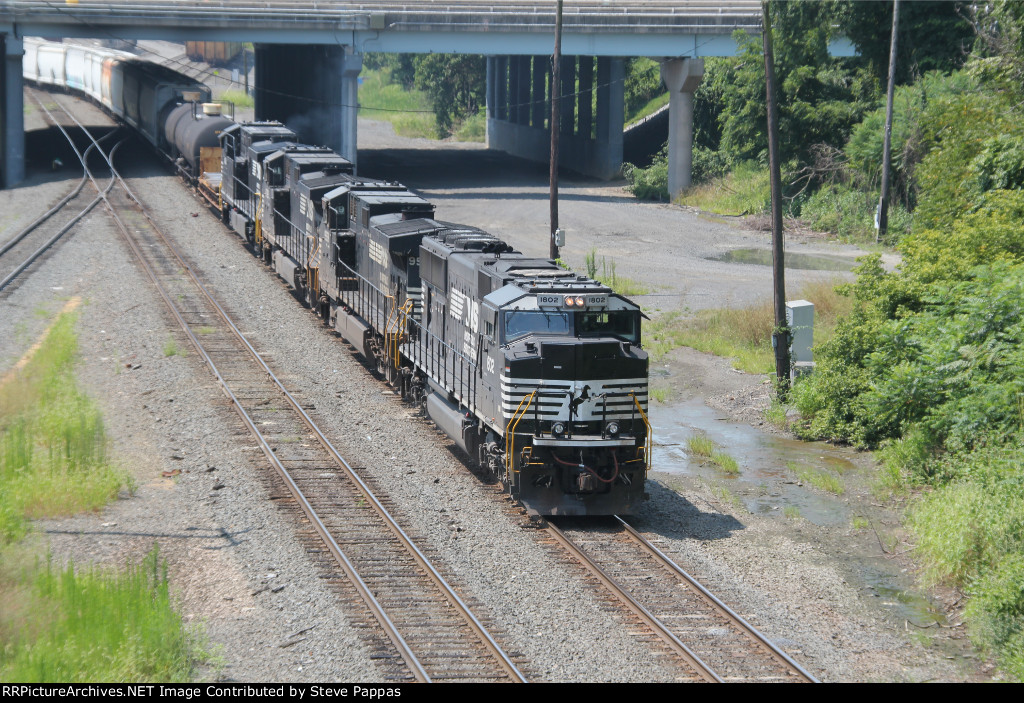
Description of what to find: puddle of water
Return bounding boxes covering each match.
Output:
[861,565,947,628]
[650,396,950,630]
[714,248,856,272]
[650,398,855,526]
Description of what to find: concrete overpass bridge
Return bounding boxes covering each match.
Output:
[1,2,845,190]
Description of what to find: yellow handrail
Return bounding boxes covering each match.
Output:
[392,300,413,368]
[505,391,536,477]
[306,234,320,305]
[630,392,652,472]
[254,191,263,248]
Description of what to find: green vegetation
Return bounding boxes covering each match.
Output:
[0,313,206,682]
[0,546,209,682]
[709,482,745,512]
[358,65,436,139]
[643,278,852,372]
[0,312,131,544]
[648,387,670,404]
[214,89,253,110]
[710,451,740,475]
[584,249,649,297]
[687,434,740,474]
[360,55,482,139]
[163,337,185,357]
[784,3,1024,678]
[783,506,802,520]
[687,433,715,458]
[788,461,844,496]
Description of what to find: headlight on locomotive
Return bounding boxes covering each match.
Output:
[605,421,620,437]
[551,421,567,436]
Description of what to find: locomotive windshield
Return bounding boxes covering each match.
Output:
[503,309,640,344]
[576,310,640,344]
[504,311,570,341]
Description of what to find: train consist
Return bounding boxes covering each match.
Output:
[23,39,651,516]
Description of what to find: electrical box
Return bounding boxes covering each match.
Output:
[554,228,565,248]
[786,299,815,378]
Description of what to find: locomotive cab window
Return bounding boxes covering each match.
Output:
[266,161,284,186]
[575,310,640,345]
[504,311,570,343]
[327,201,347,230]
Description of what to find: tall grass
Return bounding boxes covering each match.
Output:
[358,67,436,139]
[0,311,131,545]
[585,249,649,297]
[0,545,206,682]
[788,461,845,495]
[687,434,741,474]
[677,162,771,216]
[214,89,253,110]
[644,277,853,372]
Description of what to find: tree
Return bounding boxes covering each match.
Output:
[412,54,486,137]
[841,0,974,85]
[718,1,878,167]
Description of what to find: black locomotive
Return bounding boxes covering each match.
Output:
[26,40,651,516]
[215,129,651,516]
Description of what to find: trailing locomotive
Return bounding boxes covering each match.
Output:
[24,39,651,516]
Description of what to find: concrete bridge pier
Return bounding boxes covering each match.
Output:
[660,57,704,198]
[486,54,624,180]
[254,43,361,172]
[1,34,24,188]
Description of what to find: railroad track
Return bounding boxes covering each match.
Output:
[48,94,527,684]
[545,515,818,683]
[0,90,119,295]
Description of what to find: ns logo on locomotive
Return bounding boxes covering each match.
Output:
[24,39,651,516]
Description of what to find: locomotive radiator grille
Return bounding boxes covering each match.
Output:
[500,375,648,422]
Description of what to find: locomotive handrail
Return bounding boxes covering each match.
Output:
[333,257,479,413]
[253,191,263,248]
[630,392,652,472]
[506,391,537,478]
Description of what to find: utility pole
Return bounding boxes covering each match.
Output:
[549,0,563,260]
[878,0,900,241]
[763,1,790,394]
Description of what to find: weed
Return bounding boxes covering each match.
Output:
[789,461,845,495]
[710,451,740,474]
[584,249,649,296]
[0,545,210,681]
[649,387,670,404]
[643,277,852,372]
[687,435,740,474]
[710,483,745,512]
[687,433,715,458]
[783,506,802,520]
[196,326,216,336]
[763,398,789,429]
[214,89,253,110]
[0,312,132,544]
[163,338,184,357]
[852,516,870,530]
[677,162,771,216]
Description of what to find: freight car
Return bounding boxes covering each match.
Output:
[185,41,243,67]
[24,39,652,516]
[23,38,229,184]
